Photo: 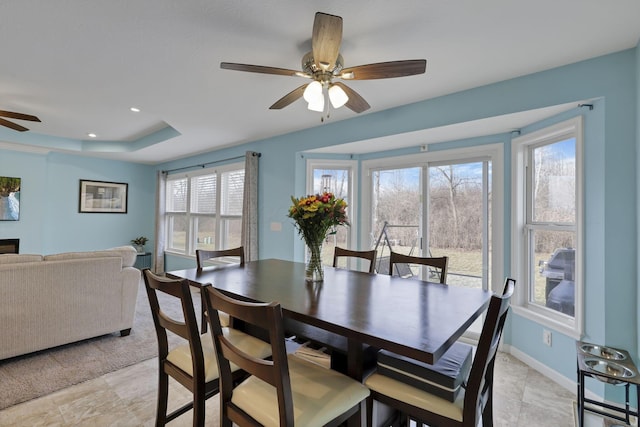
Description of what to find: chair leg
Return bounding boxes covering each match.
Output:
[156,369,169,427]
[366,396,374,427]
[220,400,232,427]
[482,391,494,427]
[192,387,205,427]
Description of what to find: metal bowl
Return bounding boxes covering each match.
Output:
[580,343,626,361]
[583,358,635,384]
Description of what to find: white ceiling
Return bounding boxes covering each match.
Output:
[0,1,639,164]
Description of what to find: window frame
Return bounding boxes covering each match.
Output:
[165,161,244,256]
[305,159,358,263]
[511,116,584,338]
[360,143,504,294]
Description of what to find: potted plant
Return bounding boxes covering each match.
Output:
[131,236,148,253]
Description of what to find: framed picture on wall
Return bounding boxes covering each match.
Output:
[79,179,128,213]
[0,176,21,221]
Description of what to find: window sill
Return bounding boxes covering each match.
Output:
[511,305,581,340]
[164,250,194,259]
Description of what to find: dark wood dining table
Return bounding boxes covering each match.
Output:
[167,258,491,380]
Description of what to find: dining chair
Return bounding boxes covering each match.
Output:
[388,251,448,283]
[195,246,245,269]
[195,246,245,332]
[202,284,371,427]
[333,246,377,273]
[364,278,515,427]
[142,269,271,427]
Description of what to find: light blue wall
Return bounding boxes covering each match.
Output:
[0,150,155,254]
[160,47,639,402]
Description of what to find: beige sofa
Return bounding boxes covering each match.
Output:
[0,246,141,360]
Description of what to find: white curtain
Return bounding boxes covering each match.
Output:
[241,151,260,261]
[153,170,167,274]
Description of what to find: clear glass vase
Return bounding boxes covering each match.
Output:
[305,239,324,282]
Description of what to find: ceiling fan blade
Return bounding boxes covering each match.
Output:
[220,62,309,78]
[0,117,29,132]
[269,84,308,109]
[0,110,41,122]
[339,59,427,80]
[333,82,370,113]
[312,12,343,71]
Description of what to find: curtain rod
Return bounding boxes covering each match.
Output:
[162,152,261,174]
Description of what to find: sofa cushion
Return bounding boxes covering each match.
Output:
[44,246,137,268]
[0,254,43,265]
[106,246,138,267]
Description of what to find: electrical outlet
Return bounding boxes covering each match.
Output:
[543,329,552,346]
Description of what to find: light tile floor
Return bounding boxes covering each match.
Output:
[0,351,627,426]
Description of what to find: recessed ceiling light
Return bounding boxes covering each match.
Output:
[130,107,140,112]
[87,133,97,138]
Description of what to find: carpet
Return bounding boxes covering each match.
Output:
[0,279,191,410]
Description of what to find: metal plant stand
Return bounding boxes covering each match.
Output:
[576,341,640,426]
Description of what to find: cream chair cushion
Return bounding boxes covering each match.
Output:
[166,328,271,382]
[231,354,370,426]
[365,372,465,422]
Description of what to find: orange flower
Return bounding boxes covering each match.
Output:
[288,192,349,244]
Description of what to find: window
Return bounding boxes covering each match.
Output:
[363,145,503,337]
[306,160,356,267]
[165,163,244,255]
[370,166,422,274]
[512,117,583,337]
[427,159,492,291]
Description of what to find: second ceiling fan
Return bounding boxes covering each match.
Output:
[0,110,40,132]
[221,12,426,116]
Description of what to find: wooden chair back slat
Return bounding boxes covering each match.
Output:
[333,247,377,273]
[389,251,448,283]
[196,246,245,269]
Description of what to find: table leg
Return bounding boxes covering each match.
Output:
[347,338,365,427]
[347,339,365,381]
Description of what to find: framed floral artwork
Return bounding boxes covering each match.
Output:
[0,176,21,221]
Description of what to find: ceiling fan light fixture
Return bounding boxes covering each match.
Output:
[328,84,349,108]
[303,81,323,103]
[220,12,423,117]
[307,95,325,112]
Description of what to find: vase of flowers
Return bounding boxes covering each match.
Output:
[288,192,349,282]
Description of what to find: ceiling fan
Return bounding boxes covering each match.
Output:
[0,109,41,132]
[221,12,426,117]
